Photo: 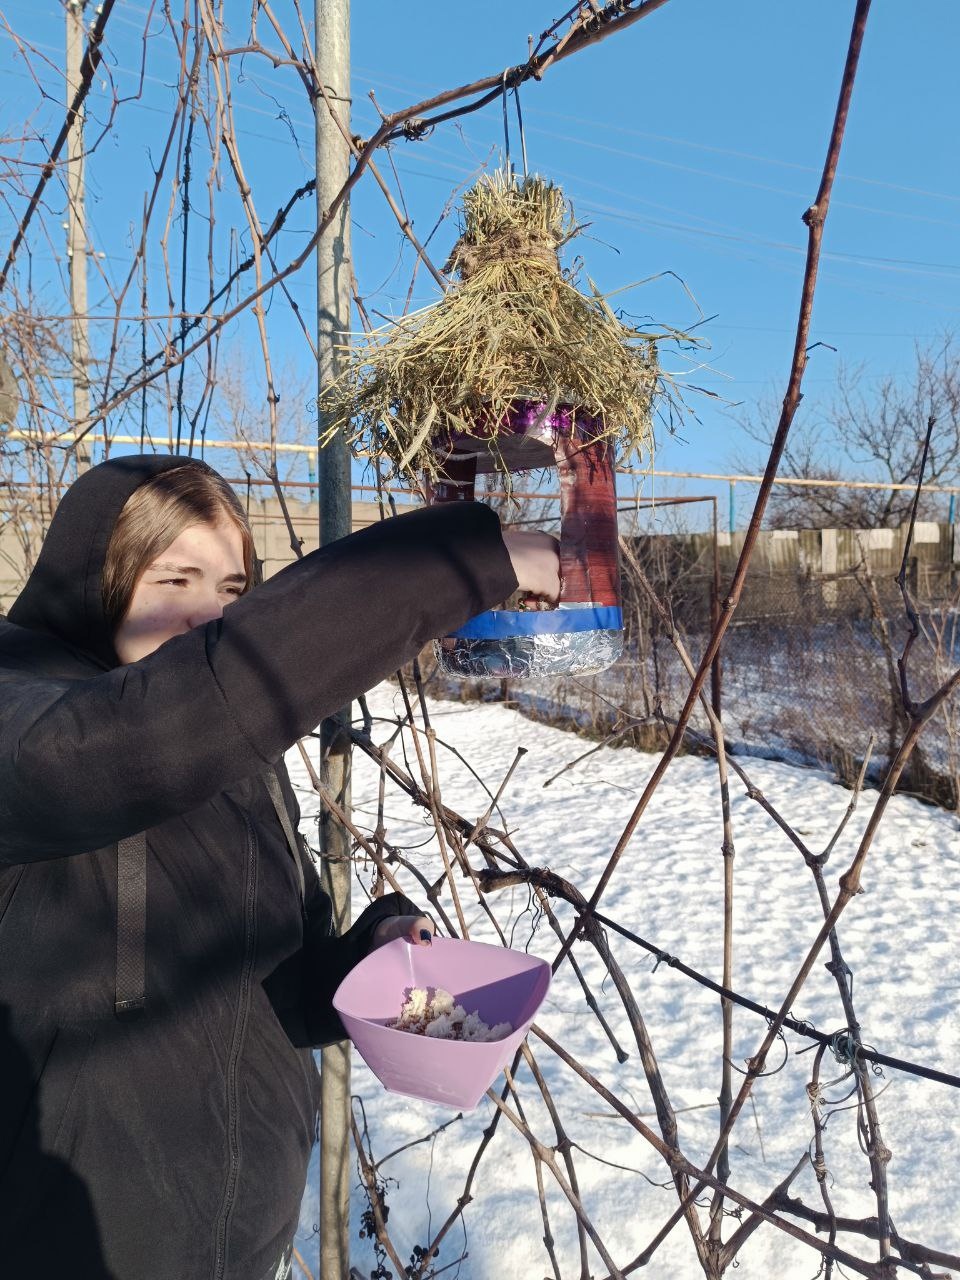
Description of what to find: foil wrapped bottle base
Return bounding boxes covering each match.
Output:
[434,627,624,679]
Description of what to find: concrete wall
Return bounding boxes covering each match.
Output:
[1,488,956,618]
[244,495,420,580]
[0,495,422,614]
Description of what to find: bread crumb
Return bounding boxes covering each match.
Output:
[391,986,512,1042]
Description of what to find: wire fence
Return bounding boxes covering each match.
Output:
[429,529,960,810]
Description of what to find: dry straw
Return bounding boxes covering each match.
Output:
[319,171,686,482]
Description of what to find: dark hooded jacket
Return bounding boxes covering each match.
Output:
[0,455,517,1280]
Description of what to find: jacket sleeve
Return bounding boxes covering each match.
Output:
[0,502,516,863]
[261,763,424,1048]
[263,836,422,1047]
[300,889,423,1049]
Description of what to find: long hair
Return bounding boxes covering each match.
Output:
[102,463,256,629]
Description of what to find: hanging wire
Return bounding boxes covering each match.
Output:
[501,69,512,174]
[514,83,529,179]
[500,73,529,180]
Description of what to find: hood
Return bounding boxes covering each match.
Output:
[7,453,211,670]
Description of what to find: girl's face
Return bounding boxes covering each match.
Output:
[113,519,247,664]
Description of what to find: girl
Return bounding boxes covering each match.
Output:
[0,453,558,1280]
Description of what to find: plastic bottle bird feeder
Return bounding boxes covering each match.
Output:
[318,171,678,679]
[430,402,623,679]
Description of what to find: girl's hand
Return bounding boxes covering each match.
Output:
[501,529,561,605]
[370,914,435,950]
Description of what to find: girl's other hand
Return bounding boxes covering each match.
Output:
[370,914,435,950]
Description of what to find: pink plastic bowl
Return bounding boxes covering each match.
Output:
[333,936,551,1109]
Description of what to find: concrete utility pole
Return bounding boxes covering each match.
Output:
[66,0,91,471]
[314,2,353,1276]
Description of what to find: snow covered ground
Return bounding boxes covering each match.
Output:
[287,682,960,1280]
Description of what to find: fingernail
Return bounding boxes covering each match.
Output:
[419,929,433,945]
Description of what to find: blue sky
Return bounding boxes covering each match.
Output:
[1,1,957,522]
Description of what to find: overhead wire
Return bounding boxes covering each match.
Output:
[3,3,958,426]
[4,18,958,236]
[350,58,960,205]
[5,40,957,330]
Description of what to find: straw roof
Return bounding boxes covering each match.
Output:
[319,171,680,482]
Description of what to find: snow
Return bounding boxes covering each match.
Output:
[287,682,960,1280]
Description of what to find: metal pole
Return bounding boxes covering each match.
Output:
[728,480,735,535]
[315,3,352,1277]
[66,0,91,472]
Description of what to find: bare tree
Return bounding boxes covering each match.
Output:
[0,299,76,603]
[739,336,960,528]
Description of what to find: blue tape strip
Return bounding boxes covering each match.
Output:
[449,606,623,639]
